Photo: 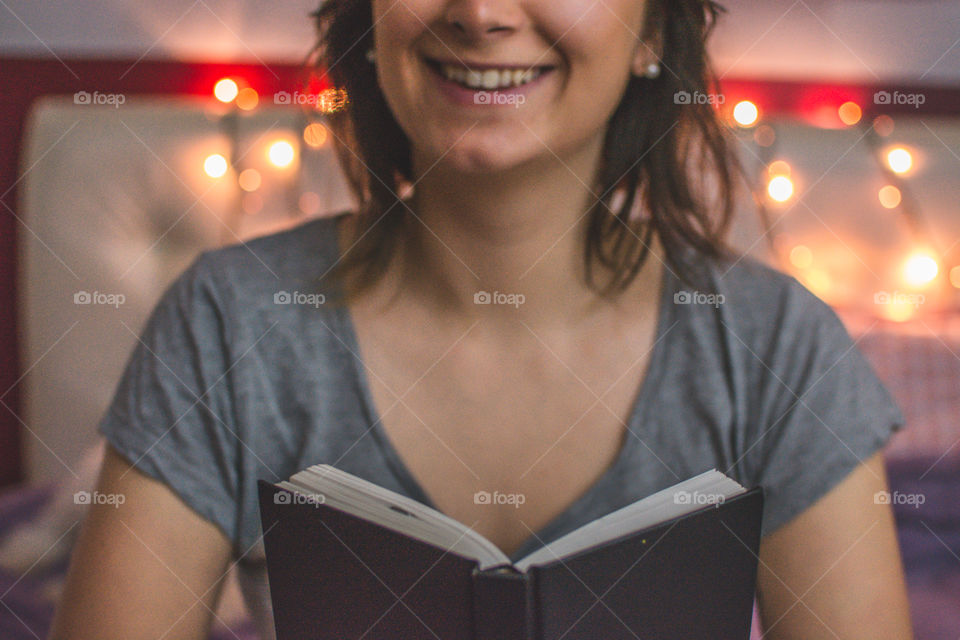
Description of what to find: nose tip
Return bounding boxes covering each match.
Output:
[444,2,522,39]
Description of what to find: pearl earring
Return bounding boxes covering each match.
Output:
[644,62,660,79]
[365,48,376,64]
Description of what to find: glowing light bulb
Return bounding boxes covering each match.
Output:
[303,123,329,148]
[838,101,862,126]
[214,79,239,103]
[887,147,913,174]
[204,154,229,178]
[790,245,813,269]
[238,169,262,192]
[768,176,794,203]
[902,253,938,287]
[733,101,759,127]
[878,185,901,209]
[236,88,259,111]
[268,141,296,168]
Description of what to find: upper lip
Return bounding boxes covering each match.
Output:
[424,56,556,72]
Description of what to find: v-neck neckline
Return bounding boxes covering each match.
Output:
[325,214,677,563]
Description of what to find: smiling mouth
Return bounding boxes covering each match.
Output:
[424,58,555,91]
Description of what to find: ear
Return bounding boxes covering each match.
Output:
[631,6,664,75]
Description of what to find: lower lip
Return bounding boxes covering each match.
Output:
[425,60,554,107]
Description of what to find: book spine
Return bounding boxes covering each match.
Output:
[471,565,530,640]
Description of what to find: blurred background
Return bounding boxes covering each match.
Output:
[0,1,958,638]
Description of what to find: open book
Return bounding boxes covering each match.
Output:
[258,466,763,640]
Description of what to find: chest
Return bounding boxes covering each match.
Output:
[347,308,660,558]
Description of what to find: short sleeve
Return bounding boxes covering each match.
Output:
[98,252,242,549]
[743,277,906,538]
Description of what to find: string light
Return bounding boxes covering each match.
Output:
[886,147,913,174]
[214,79,239,103]
[902,253,939,287]
[238,169,262,192]
[733,100,759,127]
[268,141,296,168]
[838,101,862,126]
[236,88,259,111]
[878,185,901,209]
[204,154,229,178]
[767,175,794,203]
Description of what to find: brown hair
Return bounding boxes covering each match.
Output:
[309,0,744,301]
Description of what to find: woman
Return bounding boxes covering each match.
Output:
[50,0,914,638]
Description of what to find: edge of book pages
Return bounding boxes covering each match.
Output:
[276,465,747,571]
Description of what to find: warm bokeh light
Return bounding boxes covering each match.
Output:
[767,160,791,177]
[878,185,902,209]
[789,245,813,269]
[802,269,832,299]
[767,175,794,202]
[733,101,759,127]
[902,253,939,287]
[203,154,229,178]
[753,125,776,147]
[838,101,862,126]
[950,265,960,289]
[214,79,239,103]
[872,115,895,137]
[887,147,913,174]
[238,169,262,192]
[268,141,296,168]
[236,88,259,111]
[303,123,329,148]
[880,301,916,323]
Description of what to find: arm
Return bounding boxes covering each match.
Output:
[756,450,913,639]
[48,444,234,640]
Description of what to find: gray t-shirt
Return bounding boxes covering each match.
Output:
[99,212,904,639]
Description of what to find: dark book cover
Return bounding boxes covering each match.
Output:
[257,478,763,639]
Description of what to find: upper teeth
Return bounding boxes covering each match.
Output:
[440,64,544,90]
